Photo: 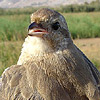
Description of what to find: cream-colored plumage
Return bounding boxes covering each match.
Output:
[0,8,100,100]
[17,36,53,65]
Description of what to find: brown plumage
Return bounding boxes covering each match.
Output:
[0,8,100,100]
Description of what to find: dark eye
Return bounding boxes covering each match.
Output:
[52,22,60,30]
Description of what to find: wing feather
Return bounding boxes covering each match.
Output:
[74,44,100,86]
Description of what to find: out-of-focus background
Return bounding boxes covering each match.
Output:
[0,0,100,75]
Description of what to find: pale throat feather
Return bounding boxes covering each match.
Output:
[17,36,53,65]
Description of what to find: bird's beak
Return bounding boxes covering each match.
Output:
[28,22,48,37]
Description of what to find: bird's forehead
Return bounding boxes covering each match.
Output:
[31,8,61,23]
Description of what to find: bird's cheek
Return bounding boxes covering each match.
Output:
[43,33,50,38]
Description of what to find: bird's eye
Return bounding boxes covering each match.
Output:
[52,22,60,30]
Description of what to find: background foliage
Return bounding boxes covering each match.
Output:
[0,12,100,41]
[0,0,100,75]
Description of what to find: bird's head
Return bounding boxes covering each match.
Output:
[28,8,72,51]
[18,8,73,64]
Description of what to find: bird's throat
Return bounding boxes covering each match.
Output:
[17,36,53,65]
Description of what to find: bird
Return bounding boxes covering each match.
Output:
[0,8,100,100]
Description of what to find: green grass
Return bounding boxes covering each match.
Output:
[0,41,23,75]
[0,12,100,75]
[0,12,100,41]
[64,12,100,39]
[92,59,100,70]
[0,14,30,41]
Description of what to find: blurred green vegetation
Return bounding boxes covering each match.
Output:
[0,12,100,41]
[54,0,100,13]
[0,0,100,15]
[0,15,30,41]
[0,0,100,75]
[0,41,23,75]
[64,12,100,39]
[0,0,100,41]
[92,59,100,70]
[0,7,37,15]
